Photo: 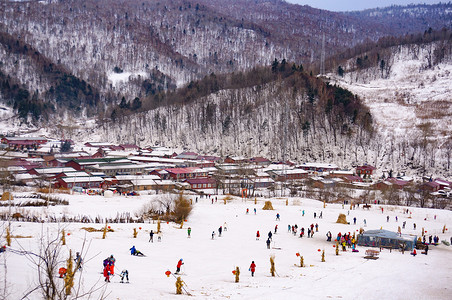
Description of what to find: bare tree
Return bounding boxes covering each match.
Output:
[16,226,107,300]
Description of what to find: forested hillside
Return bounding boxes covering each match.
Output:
[325,29,452,177]
[1,0,452,120]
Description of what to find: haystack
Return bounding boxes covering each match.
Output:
[262,201,274,210]
[336,213,348,224]
[1,192,12,201]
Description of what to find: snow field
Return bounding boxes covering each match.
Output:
[2,194,452,299]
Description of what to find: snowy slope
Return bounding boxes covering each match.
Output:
[329,42,452,140]
[1,192,452,299]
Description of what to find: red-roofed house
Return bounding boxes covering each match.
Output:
[434,179,452,190]
[343,175,363,184]
[386,177,410,189]
[165,167,207,181]
[421,181,440,192]
[1,136,47,147]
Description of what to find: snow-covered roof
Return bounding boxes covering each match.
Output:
[298,162,339,169]
[361,229,416,243]
[60,177,104,183]
[272,169,308,175]
[60,171,90,177]
[115,175,161,181]
[34,167,77,174]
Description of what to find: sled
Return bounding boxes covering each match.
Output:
[441,240,450,246]
[364,249,379,259]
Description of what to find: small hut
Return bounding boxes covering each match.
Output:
[358,229,417,250]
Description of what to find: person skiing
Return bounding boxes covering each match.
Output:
[218,226,223,237]
[130,246,144,256]
[212,231,216,239]
[175,259,184,274]
[326,231,332,242]
[302,210,305,216]
[249,261,256,277]
[58,267,67,278]
[246,208,249,214]
[158,231,162,242]
[120,270,129,283]
[74,252,82,270]
[276,213,280,221]
[187,227,192,238]
[268,231,272,241]
[254,208,257,214]
[266,238,271,249]
[353,217,357,225]
[103,265,110,282]
[223,222,228,231]
[274,225,278,234]
[149,230,154,243]
[108,255,116,275]
[256,231,260,240]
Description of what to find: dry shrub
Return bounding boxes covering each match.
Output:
[262,201,274,210]
[81,227,114,232]
[173,193,192,223]
[336,213,348,224]
[1,192,12,201]
[223,195,233,201]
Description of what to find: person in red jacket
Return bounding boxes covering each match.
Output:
[256,231,260,240]
[175,259,184,274]
[103,265,110,282]
[249,261,256,277]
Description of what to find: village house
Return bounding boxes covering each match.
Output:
[54,176,104,189]
[29,167,77,177]
[268,169,308,181]
[421,181,440,192]
[328,170,354,178]
[248,157,271,166]
[342,175,364,184]
[434,178,452,190]
[87,163,145,176]
[185,178,217,190]
[249,177,275,188]
[165,167,208,181]
[224,156,248,164]
[1,136,47,148]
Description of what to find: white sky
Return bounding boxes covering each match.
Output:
[285,0,445,12]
